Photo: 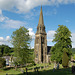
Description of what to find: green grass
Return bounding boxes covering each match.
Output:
[0,68,21,75]
[28,68,72,75]
[0,63,74,75]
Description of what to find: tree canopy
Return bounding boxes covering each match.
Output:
[51,25,72,63]
[0,44,13,57]
[11,26,33,65]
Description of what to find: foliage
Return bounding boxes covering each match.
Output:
[11,26,32,65]
[62,49,69,67]
[0,49,2,57]
[73,54,75,60]
[0,45,14,57]
[51,25,72,63]
[0,57,6,68]
[71,48,75,55]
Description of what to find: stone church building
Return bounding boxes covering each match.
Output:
[34,6,51,64]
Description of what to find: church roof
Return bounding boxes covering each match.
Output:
[38,6,44,25]
[47,46,52,54]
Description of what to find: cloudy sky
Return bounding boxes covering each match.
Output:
[0,0,75,48]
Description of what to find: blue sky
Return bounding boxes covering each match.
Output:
[0,0,75,48]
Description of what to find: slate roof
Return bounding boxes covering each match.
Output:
[47,46,52,54]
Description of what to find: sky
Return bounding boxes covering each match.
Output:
[0,0,75,48]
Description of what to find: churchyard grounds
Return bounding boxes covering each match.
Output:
[0,63,74,75]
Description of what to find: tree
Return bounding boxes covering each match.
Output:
[72,48,75,55]
[11,26,32,65]
[51,25,72,63]
[0,57,6,68]
[3,46,10,55]
[62,49,69,68]
[0,45,13,56]
[0,49,2,57]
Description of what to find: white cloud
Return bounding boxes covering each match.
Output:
[47,30,56,42]
[0,9,2,15]
[47,39,53,42]
[0,37,4,41]
[6,36,10,41]
[47,30,56,38]
[0,36,12,47]
[0,16,5,22]
[71,33,75,48]
[65,20,70,23]
[0,0,50,13]
[0,10,27,29]
[28,28,35,39]
[0,0,75,13]
[0,9,5,22]
[2,19,26,29]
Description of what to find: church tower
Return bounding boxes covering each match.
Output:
[34,6,47,63]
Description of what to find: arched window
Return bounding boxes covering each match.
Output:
[42,37,44,43]
[40,27,41,30]
[36,54,38,58]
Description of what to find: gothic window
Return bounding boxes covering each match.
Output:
[40,27,41,30]
[42,37,44,43]
[41,47,43,62]
[36,54,38,58]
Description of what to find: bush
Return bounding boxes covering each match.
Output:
[62,50,69,68]
[0,58,6,68]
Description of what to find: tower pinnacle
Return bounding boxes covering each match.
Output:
[38,6,44,25]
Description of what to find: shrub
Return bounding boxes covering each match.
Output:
[0,57,6,68]
[62,50,69,68]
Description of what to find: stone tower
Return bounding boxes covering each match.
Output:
[34,6,47,63]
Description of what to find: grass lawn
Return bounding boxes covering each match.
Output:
[0,63,74,75]
[0,68,21,75]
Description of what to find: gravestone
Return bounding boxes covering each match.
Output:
[40,67,41,70]
[72,66,75,74]
[56,63,59,69]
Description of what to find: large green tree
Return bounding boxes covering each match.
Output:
[0,45,12,57]
[51,25,72,63]
[11,26,32,65]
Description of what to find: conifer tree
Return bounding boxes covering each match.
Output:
[62,49,69,68]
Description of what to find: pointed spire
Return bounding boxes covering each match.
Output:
[38,6,44,25]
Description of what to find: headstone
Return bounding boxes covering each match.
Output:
[34,67,36,72]
[72,66,75,74]
[37,67,39,75]
[54,62,56,69]
[40,67,41,70]
[26,68,28,75]
[53,68,55,72]
[56,63,59,69]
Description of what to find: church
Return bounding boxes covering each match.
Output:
[34,6,51,64]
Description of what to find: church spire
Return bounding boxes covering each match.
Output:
[38,6,44,25]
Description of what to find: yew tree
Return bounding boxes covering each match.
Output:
[62,49,69,67]
[51,25,72,63]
